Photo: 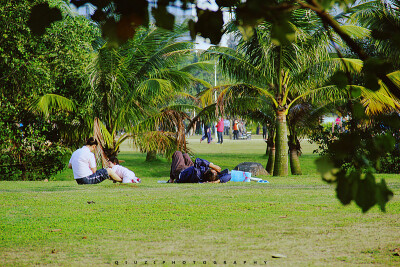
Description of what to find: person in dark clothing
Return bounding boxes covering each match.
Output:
[168,151,231,183]
[262,125,267,140]
[200,123,213,144]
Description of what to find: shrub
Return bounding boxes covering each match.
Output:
[310,116,400,174]
[0,122,71,181]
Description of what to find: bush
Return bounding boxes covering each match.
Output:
[0,122,71,181]
[310,116,400,174]
[379,142,400,174]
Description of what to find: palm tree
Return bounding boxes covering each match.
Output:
[346,0,400,70]
[199,9,343,176]
[86,25,212,162]
[197,4,391,176]
[30,24,213,165]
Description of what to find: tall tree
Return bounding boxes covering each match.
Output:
[200,10,343,176]
[0,0,98,180]
[85,25,212,162]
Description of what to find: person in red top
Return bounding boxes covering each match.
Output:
[233,119,239,140]
[216,117,224,144]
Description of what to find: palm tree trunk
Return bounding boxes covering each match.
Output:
[266,145,275,174]
[146,150,157,161]
[288,132,302,175]
[273,110,289,176]
[289,148,302,175]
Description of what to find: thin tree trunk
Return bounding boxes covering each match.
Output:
[289,148,302,175]
[146,150,157,161]
[273,110,289,176]
[266,145,275,174]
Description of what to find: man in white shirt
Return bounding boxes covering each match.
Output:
[68,137,122,184]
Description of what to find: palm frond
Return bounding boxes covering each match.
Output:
[128,108,190,156]
[136,78,173,104]
[179,61,215,73]
[358,74,400,115]
[217,83,278,110]
[133,43,194,80]
[289,85,346,111]
[201,46,265,85]
[186,104,217,133]
[30,94,75,118]
[340,25,371,39]
[129,131,190,159]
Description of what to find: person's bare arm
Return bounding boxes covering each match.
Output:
[91,167,96,174]
[68,163,72,169]
[106,168,122,182]
[209,163,221,173]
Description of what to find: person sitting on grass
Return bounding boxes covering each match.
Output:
[168,151,231,183]
[108,156,141,184]
[68,137,122,184]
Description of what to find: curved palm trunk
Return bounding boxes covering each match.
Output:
[146,150,157,161]
[265,127,274,155]
[288,132,302,175]
[265,130,275,174]
[266,144,275,174]
[289,148,302,175]
[273,110,289,176]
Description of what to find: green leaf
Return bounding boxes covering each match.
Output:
[364,74,380,91]
[270,19,295,46]
[373,133,395,155]
[188,19,196,40]
[350,86,361,98]
[354,172,377,213]
[375,179,394,212]
[152,5,175,30]
[195,9,224,45]
[331,71,348,90]
[336,171,353,205]
[363,58,392,91]
[315,156,336,182]
[237,25,255,41]
[329,133,360,160]
[216,0,239,7]
[101,18,119,48]
[352,102,366,120]
[27,3,62,36]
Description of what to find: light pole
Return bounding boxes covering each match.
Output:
[214,60,218,140]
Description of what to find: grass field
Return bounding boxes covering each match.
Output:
[1,134,400,266]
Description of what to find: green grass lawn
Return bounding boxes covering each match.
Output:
[1,135,400,266]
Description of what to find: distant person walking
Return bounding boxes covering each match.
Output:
[216,117,224,144]
[200,122,213,144]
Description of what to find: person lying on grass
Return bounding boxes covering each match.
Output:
[168,151,231,183]
[108,156,141,184]
[68,137,122,184]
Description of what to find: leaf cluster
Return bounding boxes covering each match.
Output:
[314,113,400,212]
